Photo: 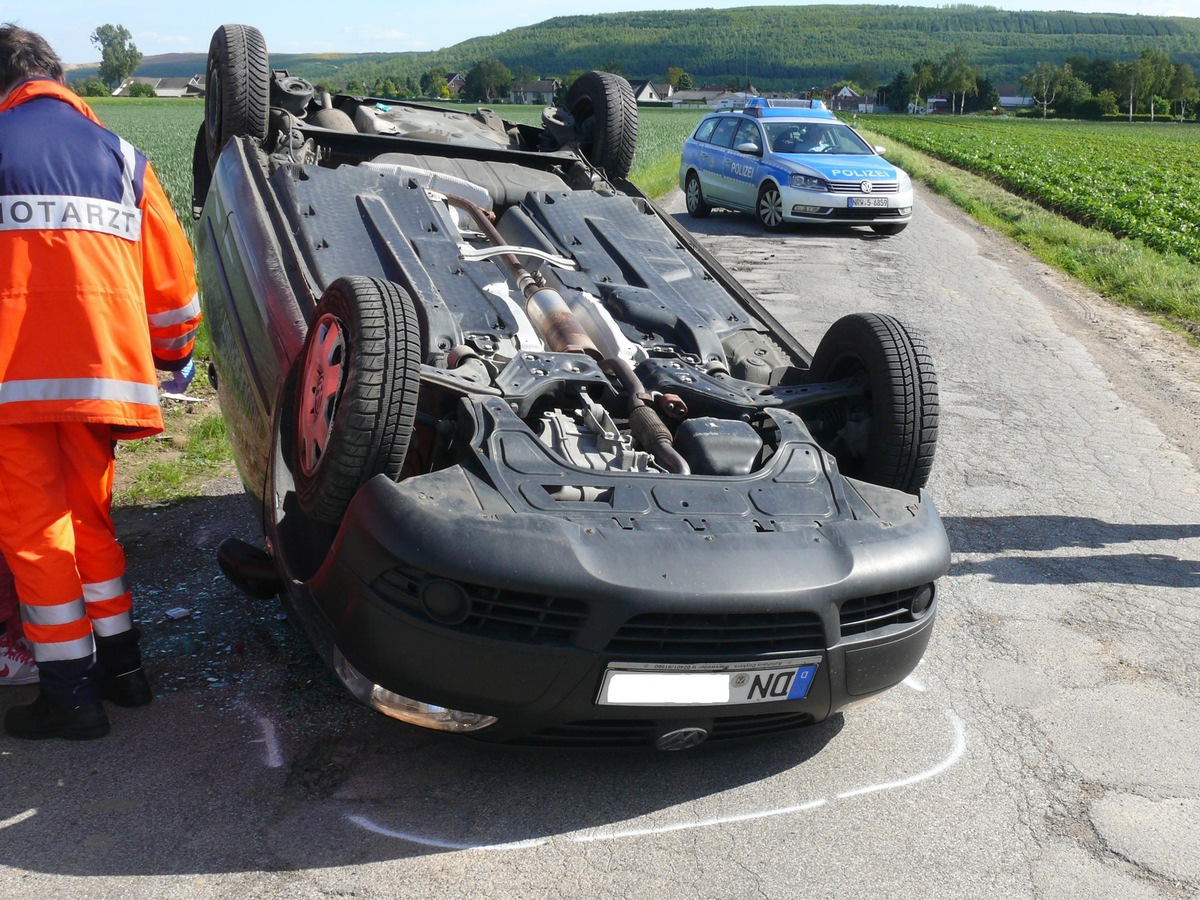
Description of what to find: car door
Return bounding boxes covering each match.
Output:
[723,119,765,210]
[700,116,741,203]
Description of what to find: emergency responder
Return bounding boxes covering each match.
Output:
[0,25,201,739]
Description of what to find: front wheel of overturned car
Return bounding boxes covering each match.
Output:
[685,172,711,218]
[292,277,422,523]
[563,71,638,180]
[871,222,909,236]
[204,24,270,170]
[805,313,938,494]
[756,183,786,231]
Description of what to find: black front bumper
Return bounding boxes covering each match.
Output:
[272,463,949,746]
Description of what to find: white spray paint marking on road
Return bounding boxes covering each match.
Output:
[237,699,285,768]
[347,815,549,851]
[836,711,966,799]
[252,715,284,768]
[0,809,36,830]
[903,674,927,692]
[570,799,829,843]
[345,709,967,851]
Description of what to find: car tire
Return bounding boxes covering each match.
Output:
[756,183,786,231]
[564,71,638,179]
[685,172,711,218]
[804,313,938,494]
[871,223,909,236]
[293,276,422,523]
[204,24,270,170]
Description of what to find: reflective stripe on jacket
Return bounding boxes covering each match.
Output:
[0,79,200,438]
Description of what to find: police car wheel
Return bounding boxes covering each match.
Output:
[871,223,908,236]
[292,277,422,524]
[756,184,786,231]
[685,172,711,218]
[204,24,270,170]
[804,313,938,494]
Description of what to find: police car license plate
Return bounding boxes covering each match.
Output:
[848,197,888,208]
[596,657,820,706]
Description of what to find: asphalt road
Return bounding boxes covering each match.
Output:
[2,186,1199,899]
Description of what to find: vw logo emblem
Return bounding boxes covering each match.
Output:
[860,181,874,193]
[655,727,709,751]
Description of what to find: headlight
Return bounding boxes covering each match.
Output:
[788,173,828,192]
[898,172,912,191]
[333,647,498,733]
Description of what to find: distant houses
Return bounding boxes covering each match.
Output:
[112,74,205,98]
[629,80,673,104]
[508,79,561,104]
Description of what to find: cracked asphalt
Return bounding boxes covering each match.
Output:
[1,185,1198,899]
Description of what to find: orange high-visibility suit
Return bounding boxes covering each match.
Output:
[0,78,200,704]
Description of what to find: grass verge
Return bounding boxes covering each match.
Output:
[860,129,1200,339]
[113,353,236,507]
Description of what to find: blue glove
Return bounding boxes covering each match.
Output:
[162,359,196,395]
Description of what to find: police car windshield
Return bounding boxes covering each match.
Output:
[765,122,873,155]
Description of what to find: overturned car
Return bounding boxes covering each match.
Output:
[193,24,950,749]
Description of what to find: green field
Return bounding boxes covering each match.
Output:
[88,99,203,237]
[859,115,1200,266]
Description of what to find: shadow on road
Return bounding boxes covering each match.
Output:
[943,515,1200,587]
[1,491,847,875]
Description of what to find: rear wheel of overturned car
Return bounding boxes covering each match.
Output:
[564,71,638,180]
[804,313,938,494]
[756,183,786,231]
[685,172,711,218]
[204,24,270,170]
[292,277,422,523]
[871,222,908,236]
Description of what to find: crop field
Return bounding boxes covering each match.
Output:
[88,99,203,238]
[858,114,1200,265]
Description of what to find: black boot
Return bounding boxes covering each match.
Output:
[4,692,110,740]
[98,667,153,707]
[95,630,152,707]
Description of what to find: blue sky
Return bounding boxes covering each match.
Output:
[3,0,1195,67]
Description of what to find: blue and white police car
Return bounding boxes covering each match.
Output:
[678,99,913,234]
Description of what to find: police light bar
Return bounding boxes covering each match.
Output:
[742,97,832,117]
[745,97,827,110]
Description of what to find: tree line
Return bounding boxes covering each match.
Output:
[873,46,1198,120]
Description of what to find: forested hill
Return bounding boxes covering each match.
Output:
[431,5,1200,86]
[105,5,1200,90]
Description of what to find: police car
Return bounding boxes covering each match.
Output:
[679,99,914,234]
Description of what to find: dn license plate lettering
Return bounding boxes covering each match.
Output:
[597,659,820,706]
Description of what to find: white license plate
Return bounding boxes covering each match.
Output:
[848,197,889,208]
[596,657,820,707]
